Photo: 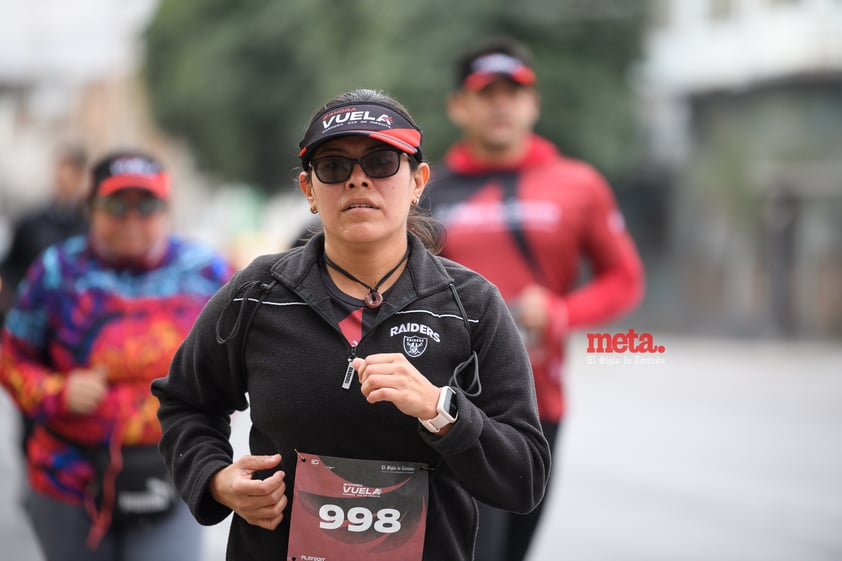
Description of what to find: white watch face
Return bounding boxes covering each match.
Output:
[440,387,457,421]
[420,387,458,432]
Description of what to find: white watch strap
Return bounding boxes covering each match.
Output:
[419,387,457,433]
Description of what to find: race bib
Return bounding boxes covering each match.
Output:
[287,452,429,561]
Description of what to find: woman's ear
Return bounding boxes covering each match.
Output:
[412,162,430,202]
[299,171,312,198]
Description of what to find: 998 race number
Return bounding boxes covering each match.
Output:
[288,453,429,561]
[319,504,402,534]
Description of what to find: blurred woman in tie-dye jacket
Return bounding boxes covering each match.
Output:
[0,150,233,561]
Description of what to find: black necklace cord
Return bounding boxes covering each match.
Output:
[323,246,411,309]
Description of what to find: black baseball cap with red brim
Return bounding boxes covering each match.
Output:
[92,152,170,201]
[299,102,423,168]
[461,52,537,91]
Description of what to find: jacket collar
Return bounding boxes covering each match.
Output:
[268,232,454,315]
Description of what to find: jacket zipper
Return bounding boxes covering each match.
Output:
[341,344,357,390]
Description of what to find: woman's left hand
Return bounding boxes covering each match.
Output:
[353,353,440,420]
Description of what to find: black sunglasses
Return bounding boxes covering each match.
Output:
[94,195,167,218]
[310,149,404,184]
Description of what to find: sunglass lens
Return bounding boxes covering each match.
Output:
[315,157,353,184]
[99,197,129,217]
[96,196,165,217]
[137,198,166,216]
[361,151,401,178]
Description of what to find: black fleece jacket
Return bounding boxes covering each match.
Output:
[151,233,551,561]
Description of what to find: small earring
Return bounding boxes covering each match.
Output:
[310,205,318,214]
[411,198,419,206]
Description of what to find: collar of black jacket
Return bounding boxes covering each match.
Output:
[268,232,453,305]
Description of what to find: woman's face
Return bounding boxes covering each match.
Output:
[89,189,170,263]
[299,136,429,249]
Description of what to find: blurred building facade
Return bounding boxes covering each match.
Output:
[0,0,163,208]
[0,0,306,267]
[637,0,842,338]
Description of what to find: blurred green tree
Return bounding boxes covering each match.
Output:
[143,0,648,192]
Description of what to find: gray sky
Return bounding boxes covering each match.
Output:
[0,0,159,84]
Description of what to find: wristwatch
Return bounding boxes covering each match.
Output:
[419,386,458,433]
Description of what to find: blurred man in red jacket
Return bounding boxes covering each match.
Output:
[425,36,645,561]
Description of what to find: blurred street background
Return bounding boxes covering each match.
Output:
[1,1,841,560]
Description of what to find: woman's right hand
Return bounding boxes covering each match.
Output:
[65,366,108,414]
[210,454,287,530]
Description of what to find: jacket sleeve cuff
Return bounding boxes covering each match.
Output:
[190,462,234,526]
[416,389,481,457]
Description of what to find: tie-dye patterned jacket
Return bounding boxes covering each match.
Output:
[0,234,233,504]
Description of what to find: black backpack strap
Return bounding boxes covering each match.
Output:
[215,279,278,377]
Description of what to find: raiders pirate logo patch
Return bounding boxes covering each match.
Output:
[403,336,428,358]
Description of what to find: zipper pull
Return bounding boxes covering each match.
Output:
[342,346,357,390]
